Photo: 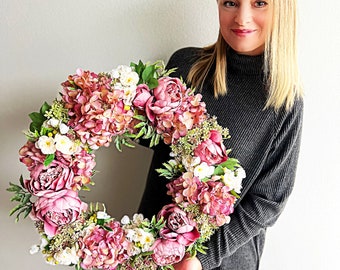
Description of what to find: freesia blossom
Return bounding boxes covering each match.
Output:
[193,162,215,179]
[222,167,244,193]
[54,246,79,266]
[151,239,185,266]
[54,134,75,155]
[36,136,56,154]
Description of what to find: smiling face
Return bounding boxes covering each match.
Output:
[217,0,273,55]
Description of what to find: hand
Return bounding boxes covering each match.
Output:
[173,254,202,270]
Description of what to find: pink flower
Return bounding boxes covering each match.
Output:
[30,190,87,237]
[132,84,152,109]
[19,141,45,171]
[158,204,200,246]
[145,77,187,122]
[62,71,134,150]
[194,130,228,166]
[25,160,74,196]
[78,221,128,270]
[199,181,236,226]
[151,239,185,266]
[167,173,237,227]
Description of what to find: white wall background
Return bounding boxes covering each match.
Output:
[0,1,339,269]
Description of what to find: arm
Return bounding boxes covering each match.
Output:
[196,100,304,269]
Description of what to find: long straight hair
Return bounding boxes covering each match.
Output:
[187,0,303,111]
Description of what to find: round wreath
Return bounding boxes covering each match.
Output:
[8,61,245,270]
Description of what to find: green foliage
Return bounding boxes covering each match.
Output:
[7,177,32,222]
[29,102,51,133]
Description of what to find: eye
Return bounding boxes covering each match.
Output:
[223,1,237,7]
[254,1,268,8]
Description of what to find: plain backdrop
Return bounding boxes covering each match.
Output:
[1,1,339,269]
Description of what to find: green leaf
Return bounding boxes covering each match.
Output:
[9,204,24,217]
[230,190,241,199]
[213,166,224,175]
[29,112,45,123]
[133,122,146,129]
[148,77,159,89]
[40,102,51,114]
[6,183,22,193]
[133,114,146,121]
[43,154,55,167]
[142,65,155,82]
[19,175,24,187]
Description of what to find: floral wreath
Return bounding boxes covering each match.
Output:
[8,61,245,270]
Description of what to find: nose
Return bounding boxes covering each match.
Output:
[234,6,252,26]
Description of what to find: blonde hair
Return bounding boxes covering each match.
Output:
[187,0,303,111]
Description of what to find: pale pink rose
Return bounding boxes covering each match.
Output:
[30,190,87,237]
[78,221,128,269]
[151,239,185,266]
[158,204,200,246]
[132,84,152,109]
[194,130,228,166]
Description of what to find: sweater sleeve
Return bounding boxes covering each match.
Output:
[196,100,304,269]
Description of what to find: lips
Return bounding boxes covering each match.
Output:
[232,29,256,36]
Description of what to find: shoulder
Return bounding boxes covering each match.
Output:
[166,47,203,79]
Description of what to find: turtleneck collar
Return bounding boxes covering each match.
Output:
[226,47,264,76]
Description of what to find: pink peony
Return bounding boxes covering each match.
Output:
[194,130,228,166]
[158,204,200,246]
[78,221,128,270]
[132,84,152,109]
[145,77,187,122]
[30,190,87,236]
[25,160,74,196]
[151,239,185,266]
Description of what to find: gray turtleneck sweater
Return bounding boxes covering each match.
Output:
[138,47,303,270]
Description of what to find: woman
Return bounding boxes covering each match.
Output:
[139,0,304,269]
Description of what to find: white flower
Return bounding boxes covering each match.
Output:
[120,71,139,87]
[29,245,40,255]
[139,231,155,251]
[111,69,120,79]
[96,211,110,220]
[47,118,59,128]
[132,213,144,225]
[194,162,215,179]
[121,215,130,225]
[36,136,56,154]
[222,168,243,193]
[54,134,74,155]
[182,156,201,172]
[236,167,246,179]
[127,245,141,256]
[122,85,137,105]
[53,246,79,266]
[59,123,69,134]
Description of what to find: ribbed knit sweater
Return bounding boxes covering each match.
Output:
[138,47,303,269]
